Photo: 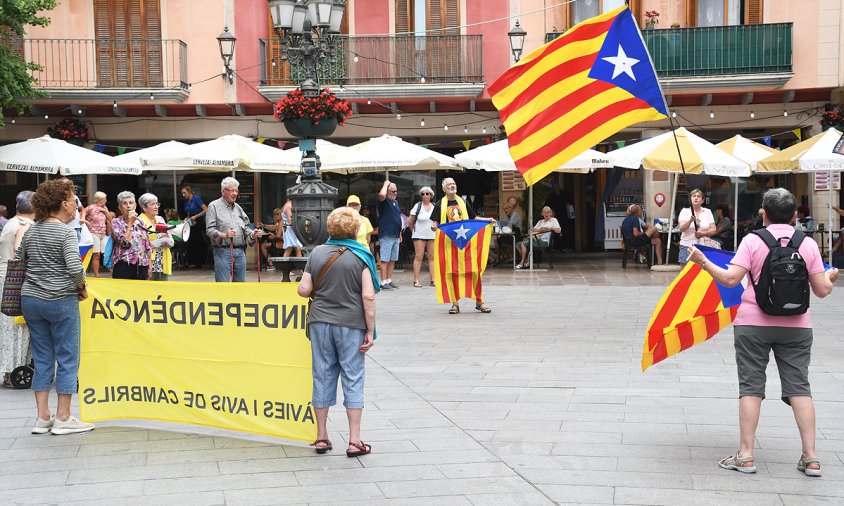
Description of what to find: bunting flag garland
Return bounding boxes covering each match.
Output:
[792,128,802,141]
[642,246,745,371]
[762,135,772,147]
[489,6,668,186]
[433,220,492,304]
[461,140,472,151]
[116,147,126,155]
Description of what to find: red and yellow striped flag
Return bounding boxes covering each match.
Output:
[433,220,492,304]
[489,7,668,186]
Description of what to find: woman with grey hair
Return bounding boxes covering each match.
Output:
[110,191,152,280]
[80,191,112,277]
[0,190,35,388]
[407,186,436,287]
[138,193,174,281]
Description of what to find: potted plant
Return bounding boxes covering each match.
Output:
[820,104,843,131]
[274,87,353,138]
[644,10,660,29]
[46,118,90,145]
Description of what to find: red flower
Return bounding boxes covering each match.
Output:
[273,87,353,125]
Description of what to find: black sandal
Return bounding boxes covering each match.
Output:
[449,304,460,314]
[475,303,492,313]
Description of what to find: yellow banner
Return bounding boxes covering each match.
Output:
[79,279,315,443]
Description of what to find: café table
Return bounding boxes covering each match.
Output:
[492,232,517,269]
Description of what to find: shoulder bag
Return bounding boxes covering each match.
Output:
[1,231,29,317]
[305,246,347,339]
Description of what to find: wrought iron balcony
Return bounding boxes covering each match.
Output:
[546,23,793,88]
[14,38,189,101]
[258,34,483,96]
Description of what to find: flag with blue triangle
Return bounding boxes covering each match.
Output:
[433,220,492,304]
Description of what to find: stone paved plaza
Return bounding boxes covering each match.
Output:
[2,253,843,505]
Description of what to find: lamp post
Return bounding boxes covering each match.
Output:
[508,20,527,63]
[268,0,346,255]
[216,26,237,83]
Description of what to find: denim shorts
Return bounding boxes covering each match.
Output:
[734,325,813,405]
[21,295,81,394]
[678,245,690,264]
[379,236,400,262]
[309,322,365,409]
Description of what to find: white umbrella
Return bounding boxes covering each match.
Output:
[114,141,204,209]
[260,139,349,173]
[0,135,141,175]
[141,134,293,172]
[320,134,458,174]
[455,139,611,173]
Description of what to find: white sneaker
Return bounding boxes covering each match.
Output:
[50,416,94,435]
[32,415,55,435]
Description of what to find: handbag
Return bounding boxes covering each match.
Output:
[305,246,346,339]
[2,236,29,317]
[103,236,114,270]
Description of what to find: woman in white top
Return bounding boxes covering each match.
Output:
[407,186,436,287]
[516,206,561,268]
[677,188,715,263]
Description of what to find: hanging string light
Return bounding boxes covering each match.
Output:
[420,118,425,127]
[750,111,755,119]
[709,110,715,119]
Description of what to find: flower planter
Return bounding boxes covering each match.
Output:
[65,138,86,146]
[283,118,338,139]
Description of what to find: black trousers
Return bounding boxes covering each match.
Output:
[112,261,149,280]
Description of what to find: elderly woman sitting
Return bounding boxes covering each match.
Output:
[297,206,380,458]
[111,191,152,280]
[516,206,561,268]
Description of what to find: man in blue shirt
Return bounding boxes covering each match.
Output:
[621,205,664,265]
[377,180,402,290]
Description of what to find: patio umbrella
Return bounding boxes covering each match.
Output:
[0,135,141,176]
[716,135,779,250]
[757,127,844,262]
[141,134,293,173]
[320,134,459,174]
[456,140,612,271]
[113,141,197,209]
[608,128,751,259]
[258,139,349,173]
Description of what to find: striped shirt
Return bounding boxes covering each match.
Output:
[20,221,85,300]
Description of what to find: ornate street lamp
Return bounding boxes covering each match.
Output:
[216,26,237,83]
[508,20,527,63]
[268,0,347,259]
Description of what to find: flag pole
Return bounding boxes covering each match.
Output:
[667,114,694,262]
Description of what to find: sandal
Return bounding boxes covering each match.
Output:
[448,304,460,314]
[475,303,492,313]
[413,281,422,287]
[311,438,333,454]
[430,280,435,287]
[346,441,371,457]
[719,452,756,474]
[797,455,822,477]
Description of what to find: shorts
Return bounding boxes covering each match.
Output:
[309,322,365,409]
[91,233,109,254]
[678,245,689,263]
[734,325,813,405]
[379,235,400,262]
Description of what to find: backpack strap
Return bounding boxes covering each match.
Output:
[751,228,778,249]
[789,229,807,249]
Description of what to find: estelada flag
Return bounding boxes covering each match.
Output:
[642,246,744,371]
[489,6,668,186]
[433,220,492,304]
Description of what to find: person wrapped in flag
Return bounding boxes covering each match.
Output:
[686,189,837,477]
[431,178,495,314]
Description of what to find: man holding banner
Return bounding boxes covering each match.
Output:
[688,189,838,477]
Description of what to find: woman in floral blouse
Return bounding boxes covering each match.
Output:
[80,191,112,277]
[110,191,152,280]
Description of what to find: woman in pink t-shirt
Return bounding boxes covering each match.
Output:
[688,188,838,478]
[80,191,112,277]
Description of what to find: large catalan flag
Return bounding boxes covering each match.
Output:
[79,225,94,271]
[642,246,744,371]
[489,7,668,186]
[433,220,492,304]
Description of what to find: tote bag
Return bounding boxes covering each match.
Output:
[102,235,115,269]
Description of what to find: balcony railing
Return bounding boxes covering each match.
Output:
[19,38,188,90]
[259,34,483,86]
[546,23,792,78]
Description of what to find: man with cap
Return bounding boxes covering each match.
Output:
[347,195,373,248]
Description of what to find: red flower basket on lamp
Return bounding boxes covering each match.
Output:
[46,118,90,145]
[820,104,843,131]
[274,88,353,138]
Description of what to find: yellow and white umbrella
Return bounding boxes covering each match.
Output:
[758,128,844,262]
[716,135,779,250]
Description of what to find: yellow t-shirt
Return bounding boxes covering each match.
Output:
[356,216,373,247]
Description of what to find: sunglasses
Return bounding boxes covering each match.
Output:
[421,192,432,196]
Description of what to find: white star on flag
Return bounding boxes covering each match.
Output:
[454,224,470,239]
[602,45,639,81]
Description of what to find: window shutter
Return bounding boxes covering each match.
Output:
[426,0,459,82]
[396,0,412,34]
[745,0,763,24]
[627,0,642,28]
[686,0,698,27]
[94,0,161,87]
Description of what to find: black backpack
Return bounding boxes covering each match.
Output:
[749,228,810,316]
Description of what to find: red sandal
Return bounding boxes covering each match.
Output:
[311,439,333,454]
[346,441,371,457]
